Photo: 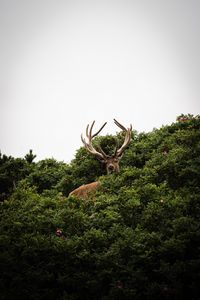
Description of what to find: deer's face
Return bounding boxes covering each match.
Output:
[81,119,132,174]
[105,157,120,173]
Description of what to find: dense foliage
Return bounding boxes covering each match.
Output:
[0,114,200,299]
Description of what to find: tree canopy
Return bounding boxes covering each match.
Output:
[0,114,200,299]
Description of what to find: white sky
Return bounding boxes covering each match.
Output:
[0,0,199,162]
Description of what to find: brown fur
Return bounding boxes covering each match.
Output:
[69,181,100,200]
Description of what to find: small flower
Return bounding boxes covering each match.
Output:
[56,229,63,237]
[116,281,123,289]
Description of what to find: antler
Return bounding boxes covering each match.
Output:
[81,121,108,160]
[114,119,132,158]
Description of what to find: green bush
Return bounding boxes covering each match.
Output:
[0,114,200,299]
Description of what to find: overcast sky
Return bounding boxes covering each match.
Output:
[0,0,199,163]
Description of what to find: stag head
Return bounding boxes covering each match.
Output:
[81,119,132,173]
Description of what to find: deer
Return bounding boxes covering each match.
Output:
[69,119,132,199]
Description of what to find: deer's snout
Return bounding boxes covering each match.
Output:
[108,164,115,172]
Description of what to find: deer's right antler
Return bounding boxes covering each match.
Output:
[81,121,108,161]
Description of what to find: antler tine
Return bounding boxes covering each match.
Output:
[81,121,108,161]
[81,134,86,146]
[114,119,127,131]
[113,119,132,158]
[97,145,109,158]
[91,121,107,138]
[86,124,90,138]
[86,121,107,139]
[89,121,95,138]
[116,128,132,157]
